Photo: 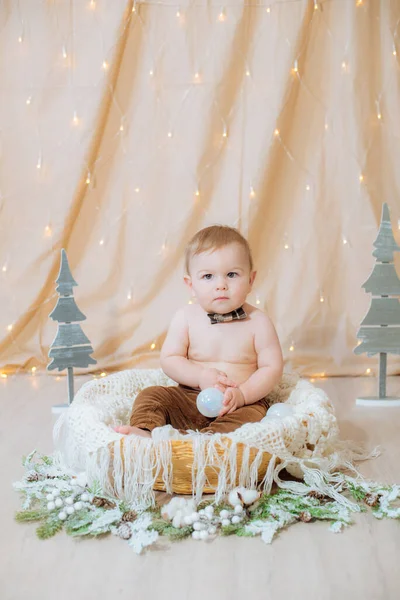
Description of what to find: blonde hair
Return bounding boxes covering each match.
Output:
[184,225,254,275]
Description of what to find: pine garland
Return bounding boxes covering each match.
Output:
[12,450,400,554]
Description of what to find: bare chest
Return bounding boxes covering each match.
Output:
[186,313,257,364]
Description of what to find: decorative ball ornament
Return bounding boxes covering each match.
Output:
[264,402,294,419]
[196,388,224,417]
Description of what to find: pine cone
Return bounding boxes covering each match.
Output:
[121,510,137,522]
[26,472,40,482]
[117,523,132,540]
[92,496,116,510]
[364,493,379,507]
[299,511,313,522]
[308,490,329,502]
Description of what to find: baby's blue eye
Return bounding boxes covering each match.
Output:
[202,272,238,279]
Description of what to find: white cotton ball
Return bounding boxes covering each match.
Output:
[55,498,63,508]
[191,512,200,522]
[199,530,209,541]
[208,526,217,535]
[228,489,243,507]
[240,490,260,505]
[231,516,242,524]
[205,506,214,516]
[58,511,67,521]
[80,493,89,502]
[221,519,231,527]
[199,509,205,516]
[234,505,243,514]
[193,522,204,531]
[66,506,75,515]
[172,514,183,529]
[52,489,60,497]
[47,502,56,511]
[192,531,201,540]
[220,509,230,519]
[183,515,193,526]
[65,497,74,506]
[74,501,83,511]
[46,494,54,501]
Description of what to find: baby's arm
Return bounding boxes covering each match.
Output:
[238,313,283,405]
[160,308,236,389]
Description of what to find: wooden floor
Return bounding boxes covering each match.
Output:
[1,374,400,600]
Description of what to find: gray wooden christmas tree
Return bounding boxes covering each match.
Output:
[47,249,96,412]
[354,203,400,406]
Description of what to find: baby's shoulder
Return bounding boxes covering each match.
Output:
[242,302,268,321]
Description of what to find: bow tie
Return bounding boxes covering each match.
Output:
[207,305,248,325]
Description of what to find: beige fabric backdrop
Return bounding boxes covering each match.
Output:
[1,0,400,380]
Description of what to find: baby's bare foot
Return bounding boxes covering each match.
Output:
[113,425,151,437]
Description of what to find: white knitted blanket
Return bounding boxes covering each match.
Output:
[53,369,373,510]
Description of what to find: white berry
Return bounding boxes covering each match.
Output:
[55,498,63,508]
[52,489,60,497]
[193,522,204,531]
[208,526,217,535]
[205,506,214,515]
[46,494,54,501]
[66,506,75,515]
[220,509,230,519]
[234,504,243,514]
[80,493,89,502]
[231,515,242,524]
[199,530,209,540]
[192,531,201,540]
[74,501,83,510]
[191,512,200,522]
[221,518,231,527]
[58,511,67,521]
[199,509,205,516]
[183,515,193,526]
[65,497,74,505]
[47,502,56,510]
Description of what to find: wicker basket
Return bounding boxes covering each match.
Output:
[113,436,272,495]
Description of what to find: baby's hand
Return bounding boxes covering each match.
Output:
[218,387,246,417]
[198,367,238,392]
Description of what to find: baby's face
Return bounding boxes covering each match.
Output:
[184,243,256,314]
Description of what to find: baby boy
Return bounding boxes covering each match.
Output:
[115,225,283,436]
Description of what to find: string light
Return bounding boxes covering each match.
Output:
[89,0,96,8]
[343,238,348,245]
[167,131,173,138]
[0,373,7,379]
[284,244,289,250]
[135,187,140,193]
[44,225,52,237]
[176,9,181,17]
[31,366,37,373]
[127,291,132,300]
[320,295,325,303]
[292,60,298,74]
[246,70,251,77]
[62,46,67,59]
[356,0,363,6]
[255,295,261,305]
[289,345,294,352]
[218,9,226,22]
[72,111,79,126]
[100,372,106,377]
[359,174,364,182]
[150,343,156,350]
[314,1,319,10]
[102,60,109,71]
[36,155,42,170]
[250,186,256,199]
[366,368,371,374]
[2,265,7,273]
[306,184,310,191]
[26,96,32,105]
[393,45,397,56]
[99,239,104,245]
[266,6,271,13]
[324,121,328,131]
[195,189,200,197]
[194,72,201,83]
[222,126,228,138]
[149,70,154,76]
[274,128,280,137]
[7,324,13,332]
[341,61,348,72]
[18,35,23,43]
[86,173,91,184]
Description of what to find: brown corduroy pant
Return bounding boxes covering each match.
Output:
[129,384,270,435]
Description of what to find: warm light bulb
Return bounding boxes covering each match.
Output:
[266,6,271,13]
[168,131,172,138]
[306,184,310,191]
[356,0,363,5]
[250,186,256,198]
[393,47,397,56]
[86,174,91,184]
[149,70,154,76]
[274,128,280,136]
[100,372,106,377]
[0,373,7,379]
[359,174,364,182]
[135,187,140,193]
[90,0,96,8]
[195,189,200,196]
[73,111,79,125]
[341,61,347,71]
[324,122,328,130]
[284,244,289,249]
[289,345,294,352]
[120,124,124,131]
[7,324,13,331]
[36,157,42,170]
[343,238,348,244]
[222,127,227,138]
[218,10,226,22]
[194,72,200,82]
[31,366,37,373]
[102,61,109,70]
[99,239,104,245]
[62,46,67,59]
[44,225,52,236]
[26,96,32,105]
[176,10,180,17]
[2,265,7,273]
[320,295,325,303]
[246,70,251,77]
[377,112,382,120]
[292,61,298,73]
[150,343,156,350]
[127,291,132,300]
[18,35,23,43]
[314,1,319,9]
[366,368,371,374]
